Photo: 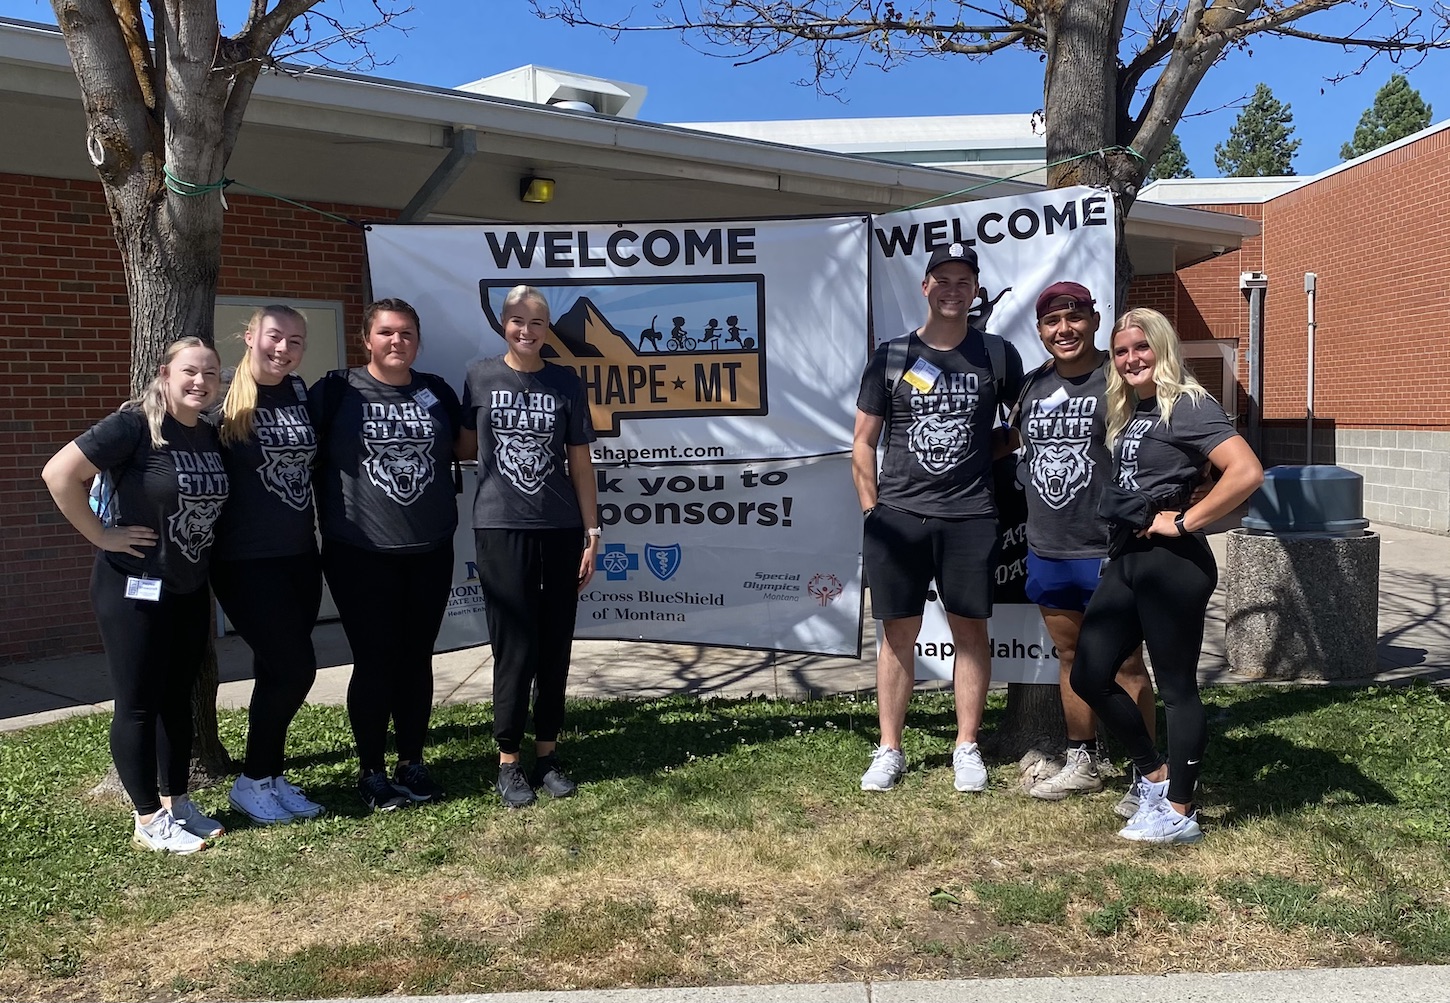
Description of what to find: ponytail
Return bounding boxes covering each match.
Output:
[221,305,306,446]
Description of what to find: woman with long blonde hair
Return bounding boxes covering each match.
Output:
[211,305,327,825]
[1069,308,1263,844]
[42,338,231,854]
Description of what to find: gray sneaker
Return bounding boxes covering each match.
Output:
[132,808,206,855]
[860,745,906,791]
[1029,745,1103,801]
[952,741,988,793]
[1115,771,1142,819]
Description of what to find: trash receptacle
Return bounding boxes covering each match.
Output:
[1225,465,1380,679]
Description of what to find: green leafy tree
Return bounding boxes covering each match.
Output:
[1215,83,1301,176]
[1341,74,1433,159]
[1150,133,1195,179]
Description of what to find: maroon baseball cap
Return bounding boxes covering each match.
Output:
[1035,281,1096,320]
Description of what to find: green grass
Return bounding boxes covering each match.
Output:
[1,682,1448,998]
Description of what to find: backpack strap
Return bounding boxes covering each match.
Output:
[1007,357,1056,429]
[880,334,911,442]
[982,329,1006,400]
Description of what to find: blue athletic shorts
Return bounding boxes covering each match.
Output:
[1024,551,1105,613]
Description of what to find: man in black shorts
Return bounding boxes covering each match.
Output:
[853,243,1024,792]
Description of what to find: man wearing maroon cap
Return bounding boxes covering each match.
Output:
[853,242,1024,794]
[1010,281,1155,812]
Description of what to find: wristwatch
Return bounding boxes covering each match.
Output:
[586,527,603,540]
[1174,512,1188,536]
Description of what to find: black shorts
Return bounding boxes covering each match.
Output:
[863,504,1000,620]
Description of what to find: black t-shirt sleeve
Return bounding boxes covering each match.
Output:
[75,409,145,471]
[567,374,596,446]
[460,372,479,428]
[855,343,891,417]
[429,375,464,438]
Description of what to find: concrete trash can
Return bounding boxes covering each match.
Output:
[1225,465,1380,679]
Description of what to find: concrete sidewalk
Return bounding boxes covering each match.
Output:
[4,520,1450,733]
[249,965,1450,1003]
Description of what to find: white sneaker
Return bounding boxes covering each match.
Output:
[952,742,988,792]
[1121,802,1205,844]
[132,808,206,855]
[170,798,226,838]
[1117,777,1169,835]
[270,776,325,819]
[860,745,906,791]
[1029,745,1103,800]
[229,775,295,825]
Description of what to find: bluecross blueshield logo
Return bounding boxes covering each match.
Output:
[596,543,640,581]
[644,543,682,581]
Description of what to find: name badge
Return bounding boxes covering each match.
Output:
[413,387,439,410]
[1039,387,1070,414]
[125,576,162,602]
[292,381,308,402]
[902,358,941,393]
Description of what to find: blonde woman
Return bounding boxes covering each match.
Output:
[212,306,326,825]
[42,338,231,854]
[1069,308,1263,844]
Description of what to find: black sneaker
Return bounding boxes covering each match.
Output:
[359,770,410,812]
[496,762,537,809]
[393,762,445,803]
[531,754,578,798]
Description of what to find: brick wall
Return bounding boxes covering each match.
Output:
[0,172,384,663]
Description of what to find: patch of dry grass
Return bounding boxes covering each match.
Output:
[1,686,1448,1000]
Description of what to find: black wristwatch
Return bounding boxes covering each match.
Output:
[1174,512,1188,536]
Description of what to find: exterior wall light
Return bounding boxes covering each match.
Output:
[520,176,555,203]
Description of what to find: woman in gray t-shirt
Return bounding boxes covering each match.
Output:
[1069,308,1263,845]
[463,285,600,808]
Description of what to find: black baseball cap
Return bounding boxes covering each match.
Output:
[924,242,980,279]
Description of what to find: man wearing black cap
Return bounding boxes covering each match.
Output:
[1012,281,1154,812]
[853,242,1024,793]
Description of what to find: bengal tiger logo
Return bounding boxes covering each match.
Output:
[496,429,553,496]
[1031,441,1093,510]
[168,496,225,563]
[364,440,435,505]
[258,446,314,511]
[908,413,971,474]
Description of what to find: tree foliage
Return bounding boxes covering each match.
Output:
[1150,133,1194,179]
[534,0,1450,294]
[1214,82,1301,176]
[1341,73,1434,159]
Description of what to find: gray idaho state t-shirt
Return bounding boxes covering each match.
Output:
[311,367,463,553]
[76,408,230,593]
[1016,361,1112,558]
[462,358,596,530]
[856,330,1024,519]
[1114,394,1237,503]
[213,375,318,561]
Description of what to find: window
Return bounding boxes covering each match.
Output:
[213,298,347,386]
[1181,339,1237,418]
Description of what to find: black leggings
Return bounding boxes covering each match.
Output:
[1069,535,1217,805]
[474,528,582,755]
[211,552,322,780]
[322,539,453,773]
[90,556,209,814]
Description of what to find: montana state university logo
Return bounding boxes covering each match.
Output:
[365,440,435,505]
[481,277,767,436]
[1031,441,1093,510]
[258,446,313,511]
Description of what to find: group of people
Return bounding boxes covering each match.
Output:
[43,288,599,854]
[854,243,1262,844]
[43,250,1261,856]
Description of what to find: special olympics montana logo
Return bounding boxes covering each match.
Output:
[807,573,844,607]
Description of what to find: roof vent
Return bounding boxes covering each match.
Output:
[457,65,646,118]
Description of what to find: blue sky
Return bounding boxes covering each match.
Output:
[4,0,1447,177]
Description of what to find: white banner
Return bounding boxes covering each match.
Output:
[868,186,1117,682]
[366,218,870,656]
